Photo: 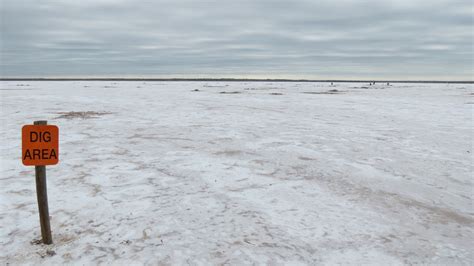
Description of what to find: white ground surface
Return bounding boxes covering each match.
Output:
[0,81,473,265]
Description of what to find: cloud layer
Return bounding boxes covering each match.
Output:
[1,0,472,79]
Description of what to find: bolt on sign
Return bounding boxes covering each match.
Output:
[22,124,59,166]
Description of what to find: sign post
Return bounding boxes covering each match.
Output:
[22,120,59,245]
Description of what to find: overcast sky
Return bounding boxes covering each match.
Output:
[1,0,472,80]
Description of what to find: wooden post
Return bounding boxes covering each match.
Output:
[34,120,53,244]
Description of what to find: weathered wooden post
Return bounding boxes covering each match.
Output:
[34,120,53,244]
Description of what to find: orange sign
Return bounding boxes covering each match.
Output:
[22,125,59,166]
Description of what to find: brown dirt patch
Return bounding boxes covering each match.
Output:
[56,111,113,119]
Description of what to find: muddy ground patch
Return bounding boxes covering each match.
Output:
[56,111,113,119]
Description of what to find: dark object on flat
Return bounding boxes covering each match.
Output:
[303,90,342,95]
[219,91,241,94]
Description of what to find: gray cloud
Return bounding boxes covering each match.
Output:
[1,0,472,79]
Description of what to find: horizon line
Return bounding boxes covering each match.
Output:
[0,77,472,84]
